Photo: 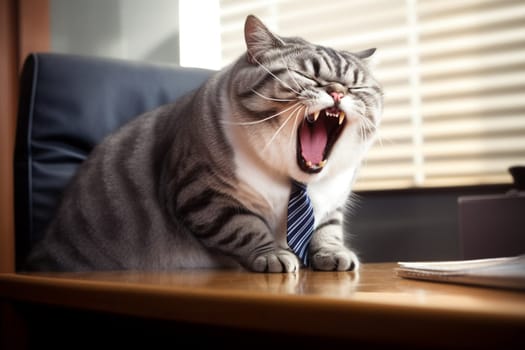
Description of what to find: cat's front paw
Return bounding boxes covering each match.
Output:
[310,247,360,271]
[250,249,300,273]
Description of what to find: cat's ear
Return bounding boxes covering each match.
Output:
[355,48,379,68]
[244,15,285,64]
[355,48,376,60]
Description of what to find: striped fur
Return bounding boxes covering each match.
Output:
[25,15,383,272]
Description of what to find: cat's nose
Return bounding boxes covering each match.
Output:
[326,83,345,105]
[330,91,344,104]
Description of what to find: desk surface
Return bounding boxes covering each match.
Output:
[1,263,524,348]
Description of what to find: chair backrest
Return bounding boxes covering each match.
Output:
[14,53,213,269]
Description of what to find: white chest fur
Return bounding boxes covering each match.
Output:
[308,168,355,226]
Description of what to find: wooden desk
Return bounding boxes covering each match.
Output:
[1,263,524,349]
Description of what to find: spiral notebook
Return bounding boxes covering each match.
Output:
[396,254,525,291]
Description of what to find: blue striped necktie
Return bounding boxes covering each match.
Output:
[287,181,314,266]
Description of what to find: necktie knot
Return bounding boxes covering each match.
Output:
[291,181,307,193]
[287,181,314,266]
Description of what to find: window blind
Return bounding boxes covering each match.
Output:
[218,0,525,190]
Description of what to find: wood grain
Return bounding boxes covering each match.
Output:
[1,263,524,348]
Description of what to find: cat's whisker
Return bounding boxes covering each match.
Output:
[288,105,304,149]
[251,55,301,95]
[221,102,301,126]
[364,116,382,147]
[375,133,394,148]
[375,126,385,147]
[358,115,379,144]
[376,132,384,147]
[358,118,366,144]
[263,104,303,152]
[361,123,369,143]
[363,116,378,135]
[250,88,297,103]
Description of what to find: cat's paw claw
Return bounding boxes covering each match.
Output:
[251,250,299,273]
[311,248,360,271]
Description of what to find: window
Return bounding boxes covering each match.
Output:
[217,0,525,190]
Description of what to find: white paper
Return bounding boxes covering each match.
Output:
[396,254,525,290]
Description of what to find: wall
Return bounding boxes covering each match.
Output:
[51,0,180,64]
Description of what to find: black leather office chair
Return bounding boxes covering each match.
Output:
[14,53,213,270]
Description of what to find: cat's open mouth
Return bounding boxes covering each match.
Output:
[297,107,346,173]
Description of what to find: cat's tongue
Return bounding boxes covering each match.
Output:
[299,121,327,164]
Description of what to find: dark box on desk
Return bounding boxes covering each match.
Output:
[458,192,525,260]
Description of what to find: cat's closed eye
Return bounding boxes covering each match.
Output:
[348,86,369,92]
[291,70,321,87]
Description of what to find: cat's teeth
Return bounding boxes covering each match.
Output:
[313,110,320,121]
[306,161,313,168]
[327,111,341,119]
[318,160,326,168]
[339,111,345,125]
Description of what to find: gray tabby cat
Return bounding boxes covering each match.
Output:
[25,15,383,273]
